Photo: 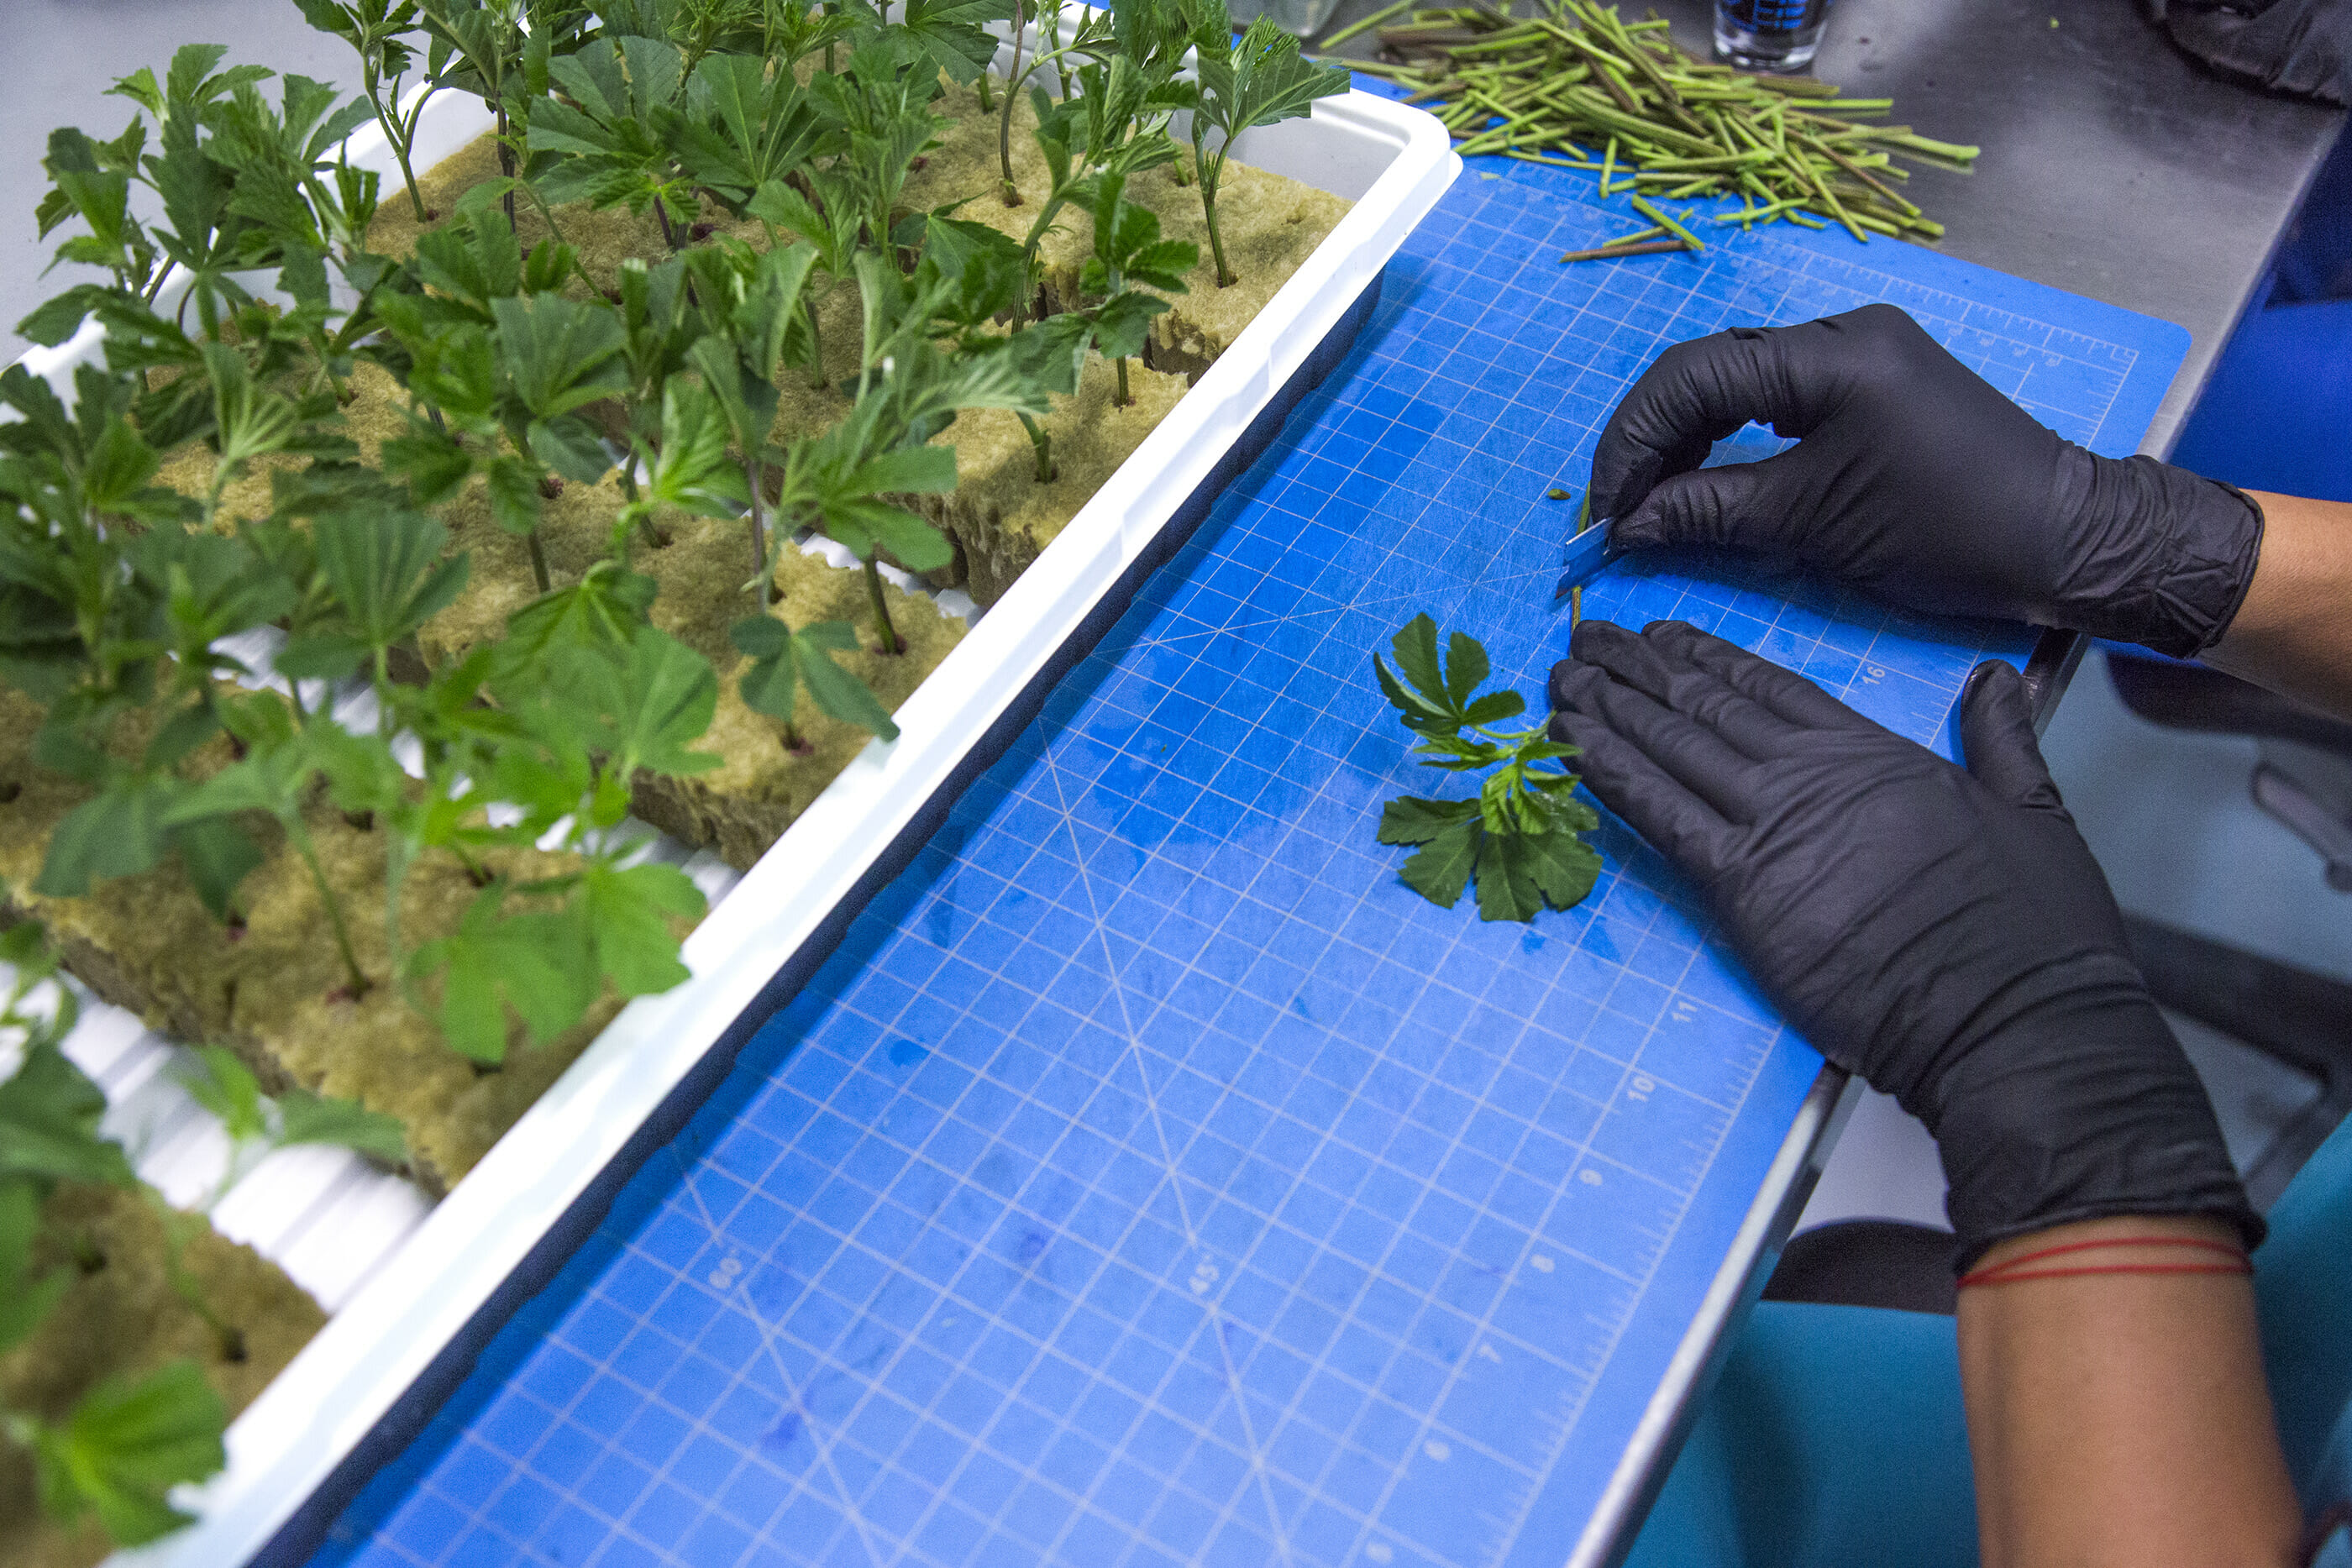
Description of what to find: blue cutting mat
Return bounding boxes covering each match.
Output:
[312,151,2187,1568]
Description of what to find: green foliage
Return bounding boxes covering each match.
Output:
[0,1041,132,1194]
[292,0,442,219]
[176,1045,408,1204]
[23,1361,228,1546]
[671,52,832,215]
[1077,168,1195,402]
[1189,16,1347,284]
[1373,616,1604,922]
[0,921,233,1550]
[404,624,714,1062]
[532,34,699,240]
[732,614,900,742]
[808,39,945,257]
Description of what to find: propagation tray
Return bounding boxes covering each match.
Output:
[5,37,1458,1568]
[289,120,2193,1568]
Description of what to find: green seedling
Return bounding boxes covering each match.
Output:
[747,168,865,387]
[771,249,1043,653]
[419,0,593,233]
[1189,17,1348,286]
[669,51,832,219]
[730,614,900,749]
[1373,615,1604,922]
[995,0,1117,201]
[0,921,233,1549]
[680,238,819,578]
[623,375,754,565]
[382,287,628,592]
[809,39,944,265]
[296,0,443,220]
[531,33,699,248]
[1078,169,1195,406]
[409,623,717,1063]
[175,1046,407,1208]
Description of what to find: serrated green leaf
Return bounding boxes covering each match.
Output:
[483,454,543,536]
[580,859,702,997]
[408,886,596,1064]
[1396,818,1480,909]
[274,1088,407,1163]
[793,621,900,742]
[1520,827,1604,911]
[35,778,176,898]
[1376,795,1481,846]
[1443,629,1488,710]
[528,416,614,485]
[611,626,722,778]
[30,1361,226,1545]
[176,1046,267,1146]
[1387,614,1448,711]
[1472,829,1535,923]
[501,563,657,669]
[0,1041,135,1189]
[312,507,468,654]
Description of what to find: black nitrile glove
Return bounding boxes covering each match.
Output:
[2151,0,2352,106]
[1547,619,2261,1268]
[1588,303,2265,660]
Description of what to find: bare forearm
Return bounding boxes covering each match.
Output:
[2203,490,2352,718]
[1957,1215,2300,1568]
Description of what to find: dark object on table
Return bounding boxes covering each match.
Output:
[1765,1220,1961,1314]
[2145,0,2352,105]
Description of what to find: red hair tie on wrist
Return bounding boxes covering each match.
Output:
[1958,1235,2251,1290]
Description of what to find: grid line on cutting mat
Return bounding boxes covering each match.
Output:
[309,155,2186,1568]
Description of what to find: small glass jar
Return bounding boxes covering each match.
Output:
[1714,0,1831,72]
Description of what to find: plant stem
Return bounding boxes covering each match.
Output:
[1000,0,1028,206]
[496,104,517,233]
[976,71,994,113]
[1017,410,1054,480]
[285,812,369,1000]
[745,456,769,594]
[367,67,431,222]
[1201,175,1235,287]
[1114,354,1131,407]
[1323,0,1415,47]
[150,1198,244,1362]
[864,557,902,654]
[525,528,552,594]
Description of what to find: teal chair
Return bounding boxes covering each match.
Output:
[1625,1111,2352,1566]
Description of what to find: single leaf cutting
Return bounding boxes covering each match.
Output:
[1373,615,1603,921]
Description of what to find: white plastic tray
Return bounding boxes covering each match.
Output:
[18,45,1457,1568]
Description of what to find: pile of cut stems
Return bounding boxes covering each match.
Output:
[1349,0,1979,245]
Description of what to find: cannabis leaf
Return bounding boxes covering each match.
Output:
[27,1361,228,1545]
[1190,16,1348,285]
[0,1041,135,1191]
[409,889,595,1064]
[176,1044,407,1201]
[1373,616,1603,922]
[672,52,832,213]
[0,1177,69,1354]
[731,614,900,743]
[533,34,698,241]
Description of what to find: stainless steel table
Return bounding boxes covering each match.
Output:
[1310,0,2344,459]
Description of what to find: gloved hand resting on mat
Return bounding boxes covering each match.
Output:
[1584,303,2265,660]
[1546,619,2261,1269]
